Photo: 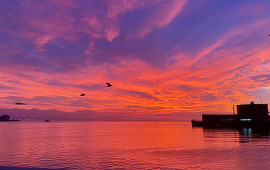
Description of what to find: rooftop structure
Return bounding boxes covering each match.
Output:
[0,115,10,121]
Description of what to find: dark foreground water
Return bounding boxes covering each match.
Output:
[0,121,270,170]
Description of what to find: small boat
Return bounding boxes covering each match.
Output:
[44,119,50,122]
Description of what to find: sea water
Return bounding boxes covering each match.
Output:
[0,121,270,169]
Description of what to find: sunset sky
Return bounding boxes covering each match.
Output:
[1,0,270,121]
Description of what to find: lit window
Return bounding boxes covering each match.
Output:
[240,119,252,122]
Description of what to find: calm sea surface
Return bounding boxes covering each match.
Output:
[0,121,270,170]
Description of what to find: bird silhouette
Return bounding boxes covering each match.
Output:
[80,93,85,96]
[16,102,26,105]
[268,34,270,36]
[106,83,112,87]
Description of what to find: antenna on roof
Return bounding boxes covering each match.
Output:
[233,105,235,115]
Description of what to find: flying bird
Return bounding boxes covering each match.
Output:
[16,102,26,105]
[80,93,85,96]
[268,34,270,36]
[106,83,112,87]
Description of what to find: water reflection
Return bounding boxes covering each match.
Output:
[1,122,270,169]
[201,127,270,143]
[238,127,270,143]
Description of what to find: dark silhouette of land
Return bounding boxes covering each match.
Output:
[0,114,20,121]
[106,83,112,87]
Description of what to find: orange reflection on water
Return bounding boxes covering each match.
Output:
[1,122,270,169]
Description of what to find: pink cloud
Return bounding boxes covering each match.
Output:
[104,19,120,42]
[105,0,168,41]
[106,0,162,18]
[19,1,77,50]
[237,3,267,19]
[137,0,187,38]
